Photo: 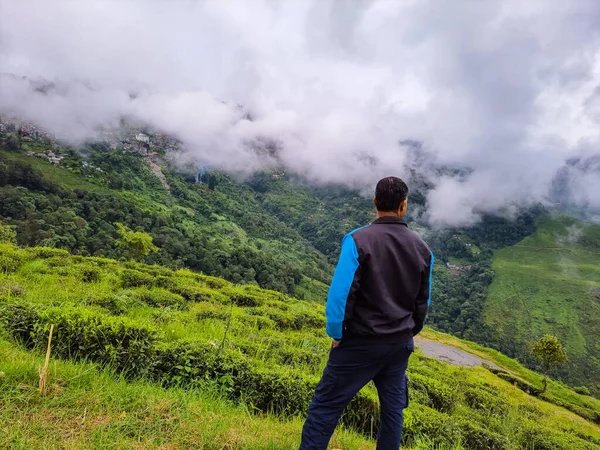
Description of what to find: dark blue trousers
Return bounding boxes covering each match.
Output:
[300,338,413,450]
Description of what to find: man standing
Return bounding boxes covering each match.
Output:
[300,177,434,450]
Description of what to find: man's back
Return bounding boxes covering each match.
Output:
[345,216,433,340]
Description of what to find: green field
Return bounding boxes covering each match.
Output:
[484,214,600,386]
[1,244,599,449]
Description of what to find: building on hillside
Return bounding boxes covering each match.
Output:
[135,133,150,144]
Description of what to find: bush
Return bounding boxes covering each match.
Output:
[518,420,597,450]
[410,373,459,413]
[1,303,156,376]
[198,274,229,289]
[246,307,303,331]
[574,386,591,396]
[0,255,21,274]
[86,294,130,315]
[26,247,70,259]
[131,287,186,308]
[0,282,25,298]
[224,287,264,307]
[120,269,155,288]
[171,284,228,304]
[238,314,275,330]
[463,385,508,416]
[457,419,509,450]
[403,405,461,447]
[196,307,230,321]
[77,264,102,283]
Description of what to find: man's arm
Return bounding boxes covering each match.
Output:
[413,251,434,336]
[325,234,360,340]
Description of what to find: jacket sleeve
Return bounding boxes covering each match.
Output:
[413,251,434,336]
[325,234,360,340]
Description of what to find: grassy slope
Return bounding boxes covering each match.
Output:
[1,244,599,449]
[484,214,600,385]
[0,338,371,450]
[0,147,332,295]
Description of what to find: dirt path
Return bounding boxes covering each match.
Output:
[415,336,500,369]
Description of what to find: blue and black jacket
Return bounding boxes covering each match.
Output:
[325,216,434,343]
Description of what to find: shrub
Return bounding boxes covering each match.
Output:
[1,303,156,376]
[224,287,264,307]
[410,373,459,413]
[77,264,102,283]
[171,284,229,304]
[0,303,40,345]
[0,282,25,298]
[574,386,591,396]
[0,255,21,274]
[246,307,302,330]
[403,405,461,447]
[196,307,230,321]
[86,294,130,315]
[278,347,322,369]
[197,274,229,289]
[131,287,186,308]
[518,420,597,450]
[120,269,155,288]
[457,419,510,450]
[155,275,176,290]
[463,385,509,416]
[26,247,69,259]
[238,314,275,330]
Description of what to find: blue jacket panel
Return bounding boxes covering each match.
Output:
[325,233,360,339]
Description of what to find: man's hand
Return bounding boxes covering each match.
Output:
[331,339,341,348]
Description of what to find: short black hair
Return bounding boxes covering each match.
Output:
[375,176,408,212]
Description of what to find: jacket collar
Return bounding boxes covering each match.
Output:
[373,216,408,226]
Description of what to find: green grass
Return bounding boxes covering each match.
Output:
[1,244,599,449]
[0,338,371,450]
[484,213,600,385]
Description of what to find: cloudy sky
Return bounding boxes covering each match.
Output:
[1,0,599,225]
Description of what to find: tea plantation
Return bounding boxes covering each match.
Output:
[1,243,599,449]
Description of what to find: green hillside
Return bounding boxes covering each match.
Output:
[1,244,599,449]
[484,214,600,386]
[3,137,600,391]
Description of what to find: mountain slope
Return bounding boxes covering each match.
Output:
[0,243,599,449]
[484,214,600,386]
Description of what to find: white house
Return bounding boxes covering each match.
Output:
[135,133,150,143]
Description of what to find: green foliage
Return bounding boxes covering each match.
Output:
[409,373,459,413]
[6,134,21,152]
[115,222,159,261]
[1,234,600,447]
[131,287,186,308]
[0,221,17,245]
[575,386,592,396]
[120,268,155,288]
[484,214,600,387]
[1,303,156,376]
[531,334,568,393]
[531,335,569,373]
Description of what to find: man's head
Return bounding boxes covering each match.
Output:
[374,176,409,217]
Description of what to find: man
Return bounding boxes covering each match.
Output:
[300,176,434,450]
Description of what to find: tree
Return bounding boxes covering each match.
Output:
[0,221,17,245]
[6,134,21,152]
[531,335,568,393]
[115,222,159,261]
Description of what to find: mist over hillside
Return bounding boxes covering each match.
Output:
[2,0,600,226]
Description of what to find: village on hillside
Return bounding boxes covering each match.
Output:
[0,112,181,171]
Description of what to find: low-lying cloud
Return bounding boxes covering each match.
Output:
[1,0,599,226]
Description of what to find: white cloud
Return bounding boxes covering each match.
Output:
[1,0,599,225]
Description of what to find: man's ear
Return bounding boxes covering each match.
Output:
[400,199,408,214]
[373,197,377,208]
